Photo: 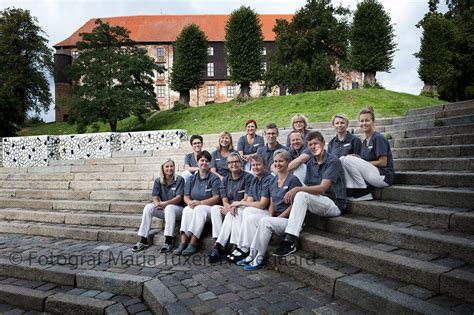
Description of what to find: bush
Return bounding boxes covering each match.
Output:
[24,115,45,126]
[363,81,385,89]
[172,102,187,112]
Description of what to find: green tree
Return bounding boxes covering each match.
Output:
[266,0,350,94]
[170,24,208,106]
[0,8,53,137]
[225,6,264,99]
[67,19,162,132]
[351,0,397,86]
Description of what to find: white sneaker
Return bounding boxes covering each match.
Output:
[348,193,373,201]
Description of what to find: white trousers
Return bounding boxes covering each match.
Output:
[251,217,288,257]
[181,170,194,183]
[210,205,228,239]
[340,155,389,189]
[292,163,307,185]
[180,205,212,239]
[285,192,340,238]
[137,204,183,238]
[216,206,246,246]
[237,207,270,249]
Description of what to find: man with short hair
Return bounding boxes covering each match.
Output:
[256,122,286,173]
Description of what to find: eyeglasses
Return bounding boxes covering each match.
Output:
[228,160,241,164]
[294,121,305,124]
[192,142,202,145]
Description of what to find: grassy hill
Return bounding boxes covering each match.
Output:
[20,89,445,136]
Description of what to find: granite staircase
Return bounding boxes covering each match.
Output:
[0,100,472,314]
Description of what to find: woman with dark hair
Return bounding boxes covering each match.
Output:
[340,107,394,201]
[328,114,362,158]
[237,119,265,172]
[132,159,185,253]
[210,131,235,181]
[181,135,203,182]
[174,151,221,255]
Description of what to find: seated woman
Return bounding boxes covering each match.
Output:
[174,151,221,256]
[238,149,302,270]
[285,114,310,147]
[327,114,362,158]
[237,119,265,172]
[181,135,204,183]
[340,107,394,201]
[211,131,235,181]
[207,152,254,263]
[132,159,185,253]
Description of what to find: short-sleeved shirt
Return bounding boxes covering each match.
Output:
[286,129,311,147]
[184,171,221,201]
[184,153,198,168]
[289,144,311,161]
[270,173,302,215]
[237,134,265,156]
[256,143,287,172]
[210,149,235,178]
[305,151,347,211]
[151,175,186,206]
[327,132,363,158]
[246,172,273,202]
[360,132,394,185]
[220,172,254,203]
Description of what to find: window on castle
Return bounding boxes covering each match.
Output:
[71,50,80,60]
[227,85,235,98]
[207,85,215,98]
[261,62,267,72]
[259,84,266,95]
[207,47,214,56]
[207,63,214,77]
[227,65,231,77]
[157,85,165,98]
[157,47,165,57]
[262,47,267,55]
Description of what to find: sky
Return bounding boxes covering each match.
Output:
[1,0,444,122]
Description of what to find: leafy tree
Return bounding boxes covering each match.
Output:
[225,6,264,99]
[351,0,397,86]
[170,24,208,106]
[266,0,350,94]
[0,8,53,137]
[67,19,162,132]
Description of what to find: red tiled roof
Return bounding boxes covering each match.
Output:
[54,14,293,48]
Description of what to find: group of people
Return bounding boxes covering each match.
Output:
[132,107,394,270]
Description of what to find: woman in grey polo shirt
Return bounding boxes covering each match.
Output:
[181,135,203,182]
[210,131,235,181]
[174,151,221,256]
[327,113,362,158]
[132,159,185,253]
[237,119,265,172]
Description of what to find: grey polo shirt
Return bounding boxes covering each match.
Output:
[327,132,363,158]
[256,143,287,172]
[184,153,198,168]
[184,171,221,201]
[152,176,185,206]
[306,151,347,211]
[210,149,235,178]
[361,132,394,185]
[289,144,310,160]
[270,173,302,215]
[237,134,265,155]
[246,172,273,201]
[220,172,254,203]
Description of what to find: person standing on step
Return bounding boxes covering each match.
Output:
[207,152,254,263]
[174,150,221,256]
[237,119,265,172]
[238,149,302,270]
[285,114,311,147]
[328,114,362,158]
[228,154,273,263]
[210,131,235,181]
[340,106,394,201]
[257,122,286,173]
[181,135,204,183]
[132,159,185,253]
[272,131,347,257]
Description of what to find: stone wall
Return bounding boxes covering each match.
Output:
[2,130,187,167]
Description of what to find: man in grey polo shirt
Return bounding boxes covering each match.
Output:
[256,122,286,173]
[272,131,347,257]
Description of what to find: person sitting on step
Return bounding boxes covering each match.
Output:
[238,149,302,270]
[237,119,265,172]
[328,113,362,158]
[210,131,235,181]
[181,135,204,183]
[272,131,347,257]
[207,152,254,263]
[256,122,287,174]
[285,113,311,147]
[174,150,221,256]
[340,106,394,201]
[287,130,311,184]
[132,159,185,253]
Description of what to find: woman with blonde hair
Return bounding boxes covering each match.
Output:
[211,131,235,180]
[328,113,362,158]
[286,113,310,147]
[132,159,185,253]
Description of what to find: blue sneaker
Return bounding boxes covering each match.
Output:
[243,256,266,271]
[236,258,250,266]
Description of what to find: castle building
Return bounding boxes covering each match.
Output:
[53,15,362,122]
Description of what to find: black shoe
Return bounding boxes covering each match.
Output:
[228,249,249,263]
[272,240,297,257]
[208,248,221,263]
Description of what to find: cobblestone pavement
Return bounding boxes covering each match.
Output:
[0,233,366,314]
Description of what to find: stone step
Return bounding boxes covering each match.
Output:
[0,208,161,228]
[393,106,474,124]
[384,114,474,133]
[324,215,474,264]
[393,133,474,148]
[394,157,474,171]
[378,185,474,208]
[395,123,474,139]
[392,144,474,159]
[298,230,474,303]
[69,180,152,191]
[0,188,151,201]
[0,180,70,190]
[407,100,474,116]
[0,172,75,181]
[346,200,474,233]
[395,171,474,187]
[0,220,159,243]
